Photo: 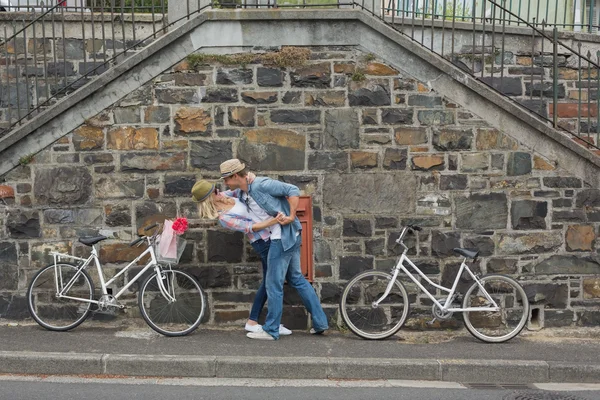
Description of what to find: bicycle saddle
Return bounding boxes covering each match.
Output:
[453,247,479,259]
[79,235,108,246]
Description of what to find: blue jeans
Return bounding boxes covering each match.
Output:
[249,239,269,322]
[263,235,329,339]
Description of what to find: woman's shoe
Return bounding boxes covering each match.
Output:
[245,323,262,333]
[245,323,292,335]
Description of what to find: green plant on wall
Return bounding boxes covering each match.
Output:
[363,53,376,62]
[19,153,35,166]
[351,69,366,82]
[186,47,311,70]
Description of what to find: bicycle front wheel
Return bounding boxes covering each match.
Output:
[139,269,206,337]
[27,263,94,331]
[339,270,410,340]
[462,274,529,343]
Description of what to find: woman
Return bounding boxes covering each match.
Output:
[191,179,292,336]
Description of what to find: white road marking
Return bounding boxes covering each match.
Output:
[389,380,466,389]
[0,375,461,388]
[534,383,600,391]
[0,374,598,391]
[114,330,160,339]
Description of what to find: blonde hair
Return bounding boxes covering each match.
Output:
[197,195,219,220]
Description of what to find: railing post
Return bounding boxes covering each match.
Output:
[589,0,595,33]
[552,26,558,128]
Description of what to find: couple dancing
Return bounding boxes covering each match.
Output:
[191,159,329,340]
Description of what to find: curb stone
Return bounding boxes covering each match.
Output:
[1,351,599,383]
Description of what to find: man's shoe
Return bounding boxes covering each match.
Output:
[245,323,262,333]
[246,329,275,340]
[310,328,326,335]
[279,325,292,336]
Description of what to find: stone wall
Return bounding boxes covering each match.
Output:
[1,45,599,329]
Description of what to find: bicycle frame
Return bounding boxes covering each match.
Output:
[49,237,175,306]
[375,232,499,313]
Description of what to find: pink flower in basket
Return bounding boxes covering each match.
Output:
[172,217,188,235]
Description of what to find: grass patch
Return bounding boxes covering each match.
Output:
[261,47,311,68]
[19,153,35,166]
[186,47,310,70]
[363,53,376,62]
[351,69,366,82]
[187,53,257,69]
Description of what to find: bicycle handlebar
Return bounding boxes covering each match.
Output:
[129,237,144,247]
[395,225,422,244]
[144,223,158,231]
[130,222,163,247]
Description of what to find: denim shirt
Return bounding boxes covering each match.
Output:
[226,177,301,251]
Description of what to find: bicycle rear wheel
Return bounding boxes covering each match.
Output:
[339,270,410,340]
[139,269,206,337]
[462,274,529,343]
[27,263,94,331]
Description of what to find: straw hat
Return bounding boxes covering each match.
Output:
[219,159,245,179]
[191,180,215,203]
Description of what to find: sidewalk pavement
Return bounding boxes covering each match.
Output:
[0,323,599,384]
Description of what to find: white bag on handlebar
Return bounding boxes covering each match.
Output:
[156,220,186,264]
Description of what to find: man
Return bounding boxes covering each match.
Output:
[219,159,329,340]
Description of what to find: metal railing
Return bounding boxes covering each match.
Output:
[0,0,168,13]
[0,0,170,134]
[384,0,600,34]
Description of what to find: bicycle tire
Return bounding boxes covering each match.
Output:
[138,269,206,337]
[27,263,94,331]
[462,274,529,343]
[339,270,410,340]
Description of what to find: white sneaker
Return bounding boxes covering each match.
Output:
[246,328,275,340]
[245,323,262,333]
[310,328,326,335]
[279,324,292,336]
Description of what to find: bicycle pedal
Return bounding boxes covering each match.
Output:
[426,318,437,326]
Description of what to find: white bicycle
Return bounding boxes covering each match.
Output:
[339,225,529,343]
[27,224,206,337]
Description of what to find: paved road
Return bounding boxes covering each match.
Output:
[0,378,599,400]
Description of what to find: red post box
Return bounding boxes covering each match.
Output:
[297,196,314,282]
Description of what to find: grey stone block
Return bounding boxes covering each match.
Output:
[548,362,600,383]
[216,356,328,379]
[440,359,548,383]
[328,358,440,380]
[0,351,103,375]
[105,354,216,377]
